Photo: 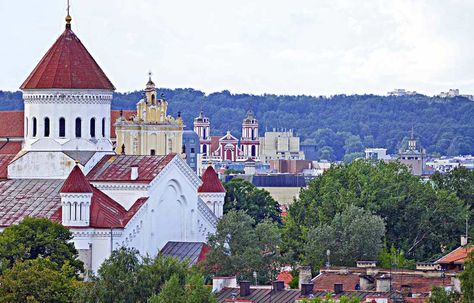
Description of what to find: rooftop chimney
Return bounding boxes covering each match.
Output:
[240,281,251,297]
[301,283,313,297]
[298,266,312,289]
[334,283,343,294]
[272,280,285,292]
[131,165,139,180]
[461,235,468,247]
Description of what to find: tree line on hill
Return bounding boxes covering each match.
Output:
[1,89,474,160]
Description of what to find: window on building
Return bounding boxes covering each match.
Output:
[203,128,207,139]
[191,148,195,154]
[90,118,96,138]
[202,144,207,154]
[150,149,156,155]
[32,117,37,137]
[75,118,81,138]
[102,118,106,137]
[25,118,28,136]
[251,145,256,157]
[44,117,50,137]
[59,118,66,137]
[168,138,173,153]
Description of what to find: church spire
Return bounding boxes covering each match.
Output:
[65,0,72,29]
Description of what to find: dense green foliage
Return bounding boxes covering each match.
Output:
[0,217,83,276]
[0,258,77,303]
[224,178,281,224]
[2,89,474,159]
[377,244,415,269]
[460,252,474,303]
[80,247,193,303]
[283,160,467,266]
[428,286,461,303]
[301,295,361,303]
[303,205,385,269]
[148,274,216,303]
[205,210,283,284]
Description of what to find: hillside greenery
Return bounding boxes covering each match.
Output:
[1,89,473,160]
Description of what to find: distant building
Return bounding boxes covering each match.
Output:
[398,131,426,176]
[365,148,391,161]
[260,130,305,162]
[115,77,184,156]
[194,110,260,167]
[300,144,318,161]
[388,89,417,96]
[269,159,313,174]
[438,89,474,100]
[182,130,200,173]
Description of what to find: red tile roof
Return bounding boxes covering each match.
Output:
[0,179,64,226]
[0,177,147,228]
[0,110,132,139]
[436,246,474,264]
[51,187,147,228]
[0,154,15,179]
[313,271,361,292]
[210,136,220,153]
[87,153,176,183]
[0,141,22,154]
[277,271,293,287]
[0,111,23,137]
[198,165,226,193]
[21,28,115,90]
[110,110,135,138]
[60,165,92,193]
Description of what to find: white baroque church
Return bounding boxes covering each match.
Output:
[0,13,225,274]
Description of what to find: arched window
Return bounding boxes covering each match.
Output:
[75,118,81,138]
[151,94,156,105]
[203,128,207,139]
[44,117,50,137]
[202,144,207,155]
[90,118,96,138]
[251,145,256,157]
[25,118,28,136]
[59,118,65,137]
[32,117,37,137]
[101,118,106,137]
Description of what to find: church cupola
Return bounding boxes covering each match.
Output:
[240,110,260,160]
[19,10,115,153]
[194,111,211,156]
[60,165,93,226]
[197,165,226,218]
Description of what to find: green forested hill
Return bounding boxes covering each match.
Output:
[1,89,473,160]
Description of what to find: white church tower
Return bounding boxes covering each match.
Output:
[8,12,115,179]
[197,165,226,218]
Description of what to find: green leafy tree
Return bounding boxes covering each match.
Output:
[301,294,360,303]
[224,178,281,224]
[303,205,385,268]
[84,247,190,303]
[205,210,283,284]
[428,286,461,303]
[282,160,466,263]
[0,217,83,275]
[0,258,77,303]
[460,252,474,303]
[378,244,415,269]
[148,274,216,303]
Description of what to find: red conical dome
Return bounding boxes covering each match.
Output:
[21,27,115,90]
[198,166,226,193]
[60,165,93,193]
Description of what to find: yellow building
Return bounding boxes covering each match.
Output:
[115,77,184,156]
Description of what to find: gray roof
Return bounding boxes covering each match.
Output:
[160,241,208,266]
[0,179,64,226]
[216,288,406,303]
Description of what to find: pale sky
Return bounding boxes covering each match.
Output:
[1,0,473,96]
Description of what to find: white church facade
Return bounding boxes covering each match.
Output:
[0,13,224,274]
